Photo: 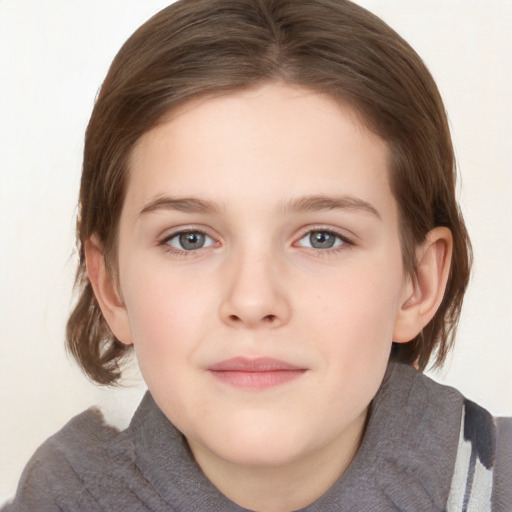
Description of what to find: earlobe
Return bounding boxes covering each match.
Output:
[393,227,453,343]
[84,236,133,345]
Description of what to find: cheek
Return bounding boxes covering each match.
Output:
[307,264,403,413]
[308,257,403,337]
[300,250,404,384]
[121,266,213,367]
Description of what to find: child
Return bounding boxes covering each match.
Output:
[3,0,511,510]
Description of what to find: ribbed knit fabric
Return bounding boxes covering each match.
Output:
[3,363,510,511]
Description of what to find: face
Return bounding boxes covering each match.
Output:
[114,83,409,472]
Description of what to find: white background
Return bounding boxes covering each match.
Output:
[1,0,511,504]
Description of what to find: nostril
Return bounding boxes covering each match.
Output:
[225,313,279,325]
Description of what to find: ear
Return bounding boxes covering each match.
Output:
[84,236,133,345]
[393,227,453,343]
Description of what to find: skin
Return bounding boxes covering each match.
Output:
[87,83,452,512]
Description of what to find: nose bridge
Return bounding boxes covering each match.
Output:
[219,241,290,328]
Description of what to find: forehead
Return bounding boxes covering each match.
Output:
[125,83,394,220]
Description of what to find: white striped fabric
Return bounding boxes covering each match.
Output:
[447,406,494,512]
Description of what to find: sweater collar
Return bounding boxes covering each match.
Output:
[127,363,463,511]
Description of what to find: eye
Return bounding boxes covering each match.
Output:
[165,231,216,251]
[297,230,347,249]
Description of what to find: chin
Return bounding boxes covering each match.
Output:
[201,421,310,467]
[219,442,305,468]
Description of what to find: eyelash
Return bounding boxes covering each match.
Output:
[158,226,355,257]
[159,228,218,257]
[294,227,354,254]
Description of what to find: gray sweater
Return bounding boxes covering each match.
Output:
[4,363,511,511]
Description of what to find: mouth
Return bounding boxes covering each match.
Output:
[207,357,307,389]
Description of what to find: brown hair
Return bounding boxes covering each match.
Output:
[67,0,472,384]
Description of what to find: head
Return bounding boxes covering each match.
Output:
[68,0,471,387]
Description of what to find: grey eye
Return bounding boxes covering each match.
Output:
[168,231,214,251]
[298,231,344,249]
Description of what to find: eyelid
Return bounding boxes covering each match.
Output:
[159,225,221,252]
[159,224,216,240]
[168,232,216,250]
[293,226,355,249]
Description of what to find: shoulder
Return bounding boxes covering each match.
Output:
[3,393,178,512]
[394,365,512,511]
[2,407,128,512]
[373,364,511,511]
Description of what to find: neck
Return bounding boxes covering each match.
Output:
[188,408,368,512]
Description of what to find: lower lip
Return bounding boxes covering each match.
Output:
[209,369,306,389]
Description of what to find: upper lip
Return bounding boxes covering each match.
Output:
[208,357,304,372]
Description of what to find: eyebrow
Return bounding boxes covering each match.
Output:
[139,196,221,216]
[282,194,381,220]
[138,193,381,220]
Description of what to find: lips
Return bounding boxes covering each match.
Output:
[208,357,307,389]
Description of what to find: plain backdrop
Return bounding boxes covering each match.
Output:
[1,0,511,504]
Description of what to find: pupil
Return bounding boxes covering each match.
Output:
[310,231,335,249]
[179,232,205,250]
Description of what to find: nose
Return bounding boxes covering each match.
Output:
[219,249,291,329]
